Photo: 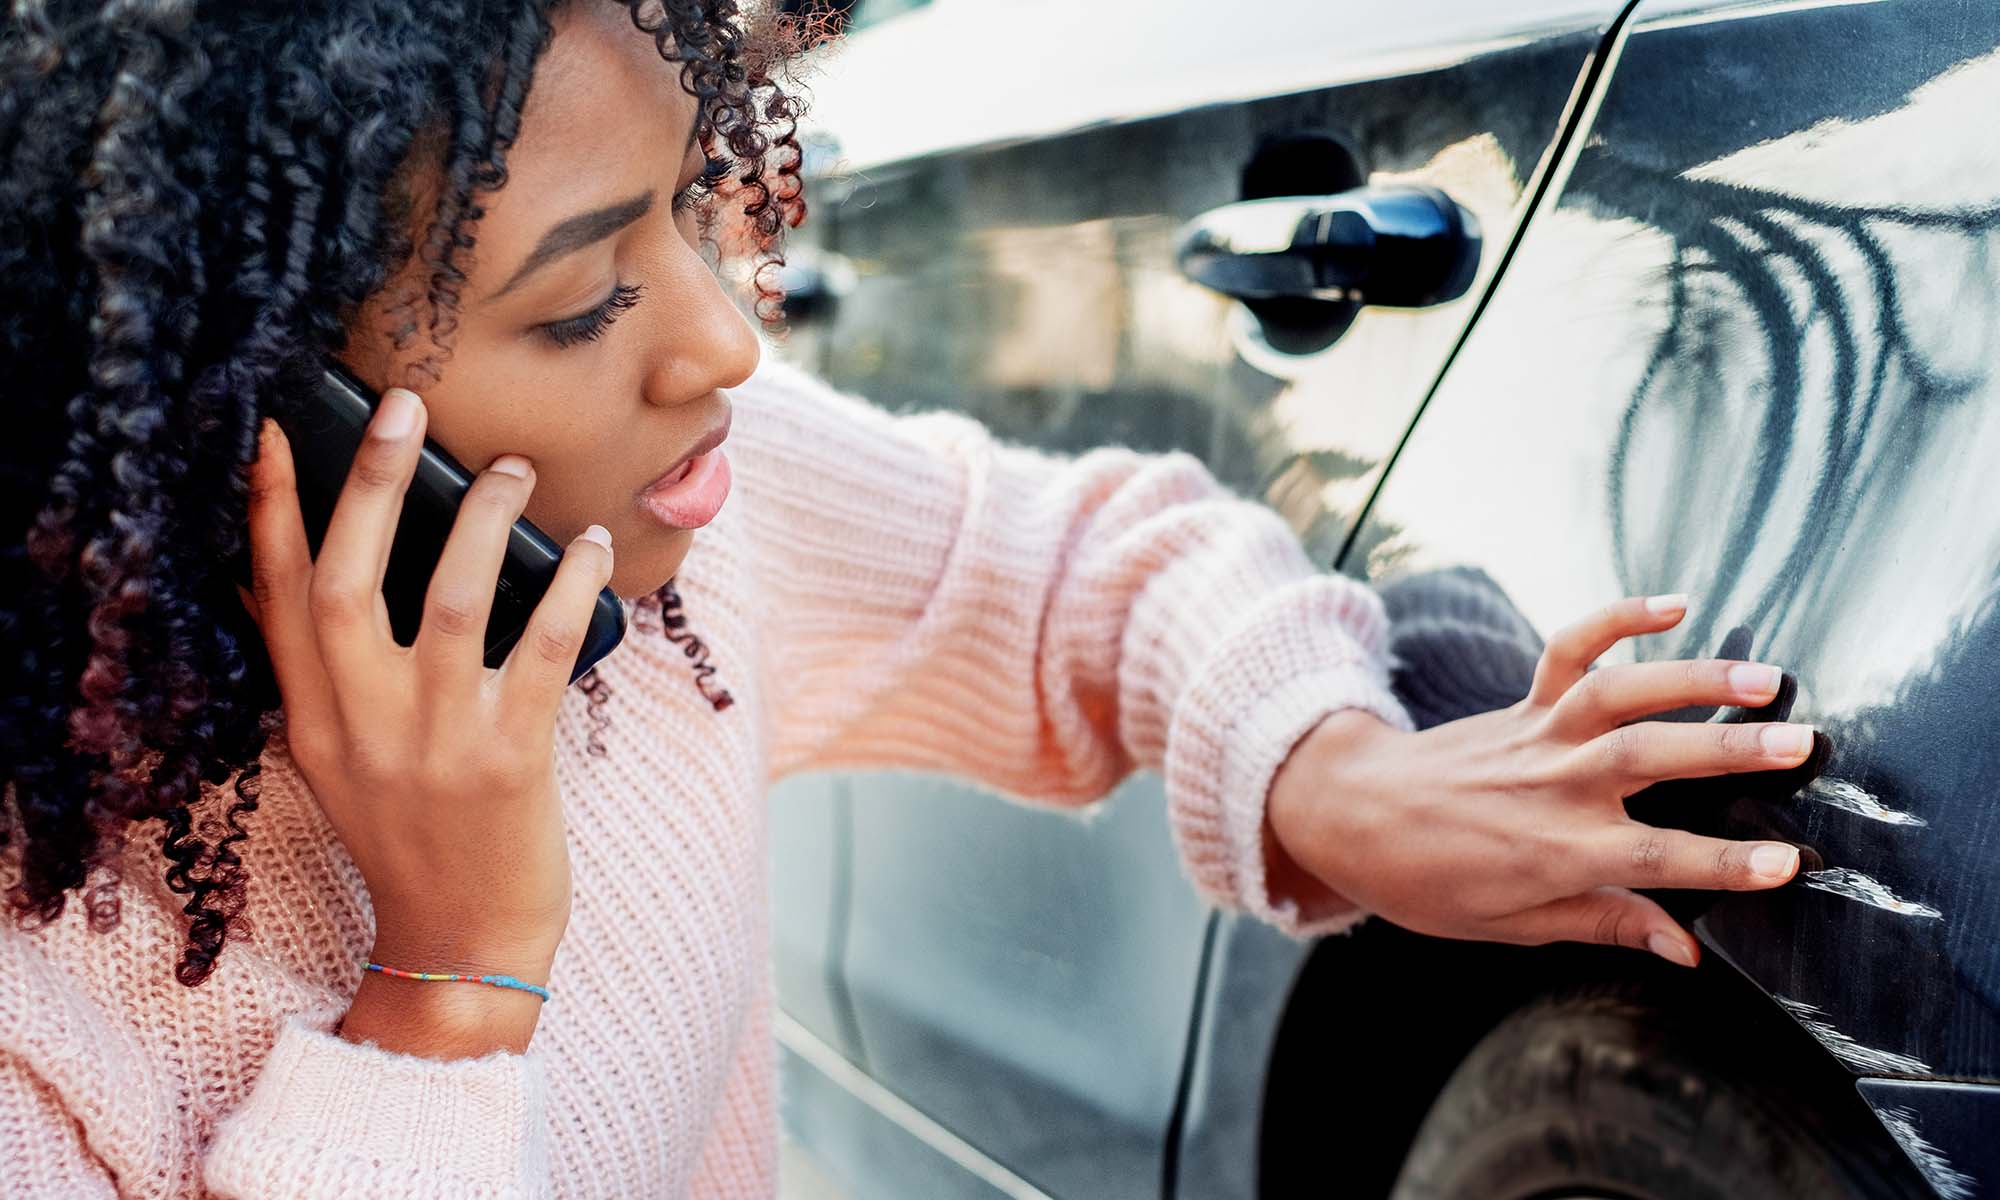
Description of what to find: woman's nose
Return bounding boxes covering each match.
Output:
[643,255,763,405]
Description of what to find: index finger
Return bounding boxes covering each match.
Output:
[1546,657,1784,740]
[308,386,426,694]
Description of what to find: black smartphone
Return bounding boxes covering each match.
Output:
[231,358,626,686]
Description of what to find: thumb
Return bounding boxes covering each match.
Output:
[1492,885,1700,968]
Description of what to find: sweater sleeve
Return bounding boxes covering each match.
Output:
[0,1008,551,1200]
[0,1052,120,1199]
[201,1002,554,1199]
[732,356,1416,938]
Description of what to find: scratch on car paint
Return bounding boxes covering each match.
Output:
[1805,777,1927,826]
[1876,1104,1977,1200]
[1774,997,1933,1075]
[1799,868,1944,919]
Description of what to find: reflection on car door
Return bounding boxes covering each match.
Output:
[771,1,1636,1196]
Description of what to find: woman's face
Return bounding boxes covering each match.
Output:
[334,1,760,599]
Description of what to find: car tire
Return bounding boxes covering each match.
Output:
[1386,981,1930,1200]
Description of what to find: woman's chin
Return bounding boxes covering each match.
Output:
[607,527,694,599]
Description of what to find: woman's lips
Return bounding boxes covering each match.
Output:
[635,408,733,529]
[638,447,732,529]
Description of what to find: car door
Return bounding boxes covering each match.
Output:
[769,1,1633,1196]
[1343,0,2000,1192]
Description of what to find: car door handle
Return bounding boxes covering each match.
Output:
[1175,184,1482,308]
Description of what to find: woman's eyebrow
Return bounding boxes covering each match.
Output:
[486,188,657,303]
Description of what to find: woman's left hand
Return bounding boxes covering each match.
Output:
[1264,593,1812,968]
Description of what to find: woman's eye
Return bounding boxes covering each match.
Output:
[539,280,646,349]
[535,159,725,349]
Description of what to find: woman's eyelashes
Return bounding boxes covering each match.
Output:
[673,155,730,215]
[540,280,645,349]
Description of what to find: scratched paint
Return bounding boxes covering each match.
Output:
[1799,868,1945,919]
[1875,1105,1978,1200]
[1775,997,1933,1075]
[1805,777,1928,827]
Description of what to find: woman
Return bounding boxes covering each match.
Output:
[0,2,1817,1196]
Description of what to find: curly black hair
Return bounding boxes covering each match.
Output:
[0,0,816,988]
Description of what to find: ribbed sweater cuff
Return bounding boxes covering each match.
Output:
[203,1003,552,1199]
[1164,575,1415,940]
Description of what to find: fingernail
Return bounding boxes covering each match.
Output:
[1646,592,1690,615]
[1729,662,1781,697]
[1760,723,1814,759]
[581,523,612,549]
[489,454,532,479]
[251,419,281,467]
[373,388,421,439]
[1648,931,1697,967]
[1751,843,1799,881]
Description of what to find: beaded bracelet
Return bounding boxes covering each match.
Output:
[365,961,551,1003]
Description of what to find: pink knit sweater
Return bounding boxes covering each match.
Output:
[0,354,1415,1198]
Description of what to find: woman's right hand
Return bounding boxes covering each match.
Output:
[238,385,613,1029]
[1266,593,1816,969]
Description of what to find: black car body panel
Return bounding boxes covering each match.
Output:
[1346,0,2000,1191]
[1353,0,2000,1083]
[1855,1078,2000,1200]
